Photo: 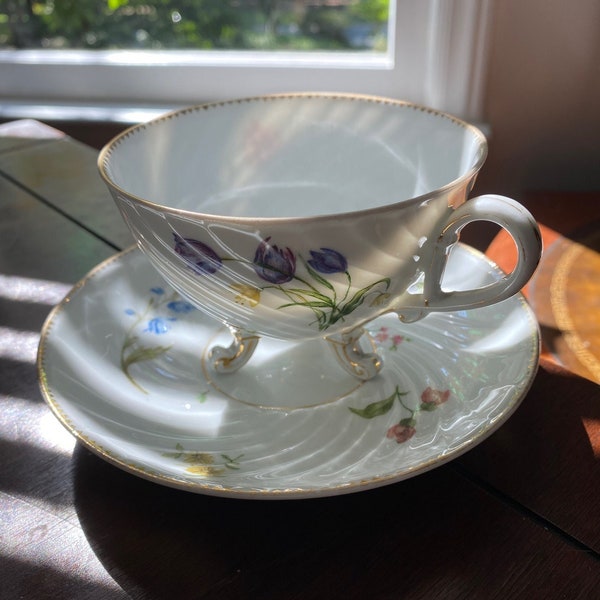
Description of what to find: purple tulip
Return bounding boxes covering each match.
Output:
[253,237,296,284]
[307,248,348,274]
[173,234,222,275]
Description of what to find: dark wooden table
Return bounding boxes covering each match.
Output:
[1,120,600,599]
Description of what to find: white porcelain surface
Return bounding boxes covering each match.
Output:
[38,245,539,499]
[98,94,542,345]
[102,96,484,218]
[38,246,538,498]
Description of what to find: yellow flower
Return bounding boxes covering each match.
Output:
[186,465,225,476]
[182,452,214,465]
[182,453,224,476]
[232,283,261,307]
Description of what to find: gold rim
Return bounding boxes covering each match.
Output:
[37,245,538,499]
[97,92,488,226]
[550,242,600,381]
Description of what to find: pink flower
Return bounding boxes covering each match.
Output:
[421,387,450,406]
[392,335,404,346]
[386,423,416,444]
[375,327,389,342]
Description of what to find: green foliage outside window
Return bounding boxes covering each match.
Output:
[0,0,389,52]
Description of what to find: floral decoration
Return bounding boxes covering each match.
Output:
[173,234,222,275]
[421,386,450,409]
[232,283,261,307]
[121,286,195,393]
[373,326,409,351]
[307,247,347,273]
[386,422,416,444]
[253,236,296,284]
[162,443,243,476]
[349,385,451,444]
[172,233,391,332]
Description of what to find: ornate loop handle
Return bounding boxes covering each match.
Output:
[417,194,542,315]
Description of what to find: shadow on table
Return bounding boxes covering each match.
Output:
[457,363,600,552]
[73,447,493,600]
[71,403,600,600]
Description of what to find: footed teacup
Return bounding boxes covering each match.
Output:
[98,93,541,381]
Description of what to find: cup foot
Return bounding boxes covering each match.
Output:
[207,326,384,383]
[202,329,365,410]
[208,327,260,374]
[325,328,383,381]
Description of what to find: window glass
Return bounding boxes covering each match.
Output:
[0,0,389,53]
[0,1,491,123]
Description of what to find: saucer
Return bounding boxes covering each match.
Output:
[38,245,539,499]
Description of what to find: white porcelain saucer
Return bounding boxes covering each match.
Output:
[38,245,539,499]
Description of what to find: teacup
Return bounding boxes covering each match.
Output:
[98,93,541,381]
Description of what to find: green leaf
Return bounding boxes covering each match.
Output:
[349,390,396,419]
[339,291,367,315]
[122,345,171,370]
[420,402,438,412]
[310,310,328,328]
[302,258,335,292]
[222,453,244,469]
[122,334,138,350]
[341,278,391,316]
[285,287,333,304]
[399,417,417,428]
[278,300,333,309]
[162,443,184,459]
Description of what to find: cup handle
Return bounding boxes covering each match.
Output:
[400,195,542,320]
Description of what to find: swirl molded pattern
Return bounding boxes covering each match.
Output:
[38,245,539,498]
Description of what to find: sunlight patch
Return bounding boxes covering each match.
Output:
[0,327,40,364]
[0,274,70,305]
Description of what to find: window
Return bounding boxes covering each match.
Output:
[0,0,491,123]
[1,0,391,52]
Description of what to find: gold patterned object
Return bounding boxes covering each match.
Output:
[37,245,539,498]
[529,228,600,383]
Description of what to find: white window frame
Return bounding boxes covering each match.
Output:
[0,0,492,124]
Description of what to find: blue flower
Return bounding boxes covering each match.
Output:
[307,248,348,274]
[253,237,296,284]
[150,287,165,295]
[167,300,195,314]
[124,308,136,316]
[144,317,174,334]
[173,234,222,275]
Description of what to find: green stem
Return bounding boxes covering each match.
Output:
[396,387,414,416]
[120,290,176,394]
[339,271,352,304]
